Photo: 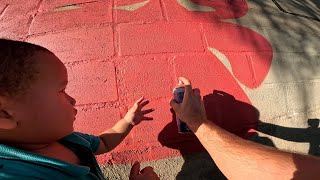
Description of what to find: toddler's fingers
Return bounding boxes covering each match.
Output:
[142,109,154,115]
[135,97,145,105]
[143,116,153,120]
[139,100,150,108]
[140,166,154,174]
[130,161,140,176]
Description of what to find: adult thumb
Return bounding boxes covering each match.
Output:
[169,99,180,112]
[130,161,140,177]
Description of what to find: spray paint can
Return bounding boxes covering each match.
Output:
[173,86,192,133]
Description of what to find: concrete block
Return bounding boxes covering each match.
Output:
[244,83,287,120]
[261,26,320,54]
[260,55,282,85]
[116,55,174,102]
[286,80,320,116]
[223,51,273,88]
[29,1,112,34]
[174,54,252,104]
[74,105,120,136]
[0,1,38,21]
[224,10,286,33]
[114,0,163,23]
[275,52,320,83]
[162,0,248,22]
[202,22,272,52]
[118,22,205,56]
[0,15,30,41]
[66,61,118,105]
[27,26,114,63]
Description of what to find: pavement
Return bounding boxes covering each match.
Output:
[1,0,320,179]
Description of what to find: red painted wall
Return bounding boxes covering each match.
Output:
[27,0,273,164]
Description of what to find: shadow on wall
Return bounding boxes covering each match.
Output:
[158,90,275,180]
[246,0,320,122]
[258,119,320,156]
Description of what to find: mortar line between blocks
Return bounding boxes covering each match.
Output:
[113,23,120,56]
[112,0,115,23]
[199,23,209,49]
[113,61,120,103]
[0,4,9,20]
[27,0,45,38]
[112,60,124,120]
[284,84,290,117]
[171,56,178,83]
[247,53,257,87]
[159,0,168,21]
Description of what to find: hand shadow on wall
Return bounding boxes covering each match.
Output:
[158,90,275,180]
[258,118,320,156]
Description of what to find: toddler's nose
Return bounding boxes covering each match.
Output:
[70,96,76,106]
[67,94,76,106]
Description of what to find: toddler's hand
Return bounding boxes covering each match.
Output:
[124,97,154,126]
[129,162,160,180]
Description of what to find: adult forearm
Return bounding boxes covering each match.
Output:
[99,119,133,151]
[192,120,320,180]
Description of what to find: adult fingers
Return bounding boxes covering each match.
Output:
[200,99,207,119]
[178,77,192,94]
[169,99,180,112]
[193,88,201,97]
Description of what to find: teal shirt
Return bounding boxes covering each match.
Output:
[0,132,106,179]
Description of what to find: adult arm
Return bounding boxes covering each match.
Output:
[170,77,320,180]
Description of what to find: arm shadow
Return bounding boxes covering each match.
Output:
[258,118,320,156]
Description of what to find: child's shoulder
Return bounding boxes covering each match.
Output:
[0,156,70,179]
[61,132,101,152]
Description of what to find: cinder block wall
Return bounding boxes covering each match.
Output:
[1,0,319,179]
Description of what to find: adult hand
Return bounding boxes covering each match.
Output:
[170,77,207,130]
[129,161,160,180]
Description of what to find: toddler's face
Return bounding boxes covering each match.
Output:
[9,51,77,143]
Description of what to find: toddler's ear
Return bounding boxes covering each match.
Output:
[0,97,17,130]
[0,110,17,130]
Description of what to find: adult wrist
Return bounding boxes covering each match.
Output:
[187,119,208,132]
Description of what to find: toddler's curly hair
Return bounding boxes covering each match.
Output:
[0,39,50,98]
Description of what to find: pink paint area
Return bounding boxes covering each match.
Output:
[0,0,275,164]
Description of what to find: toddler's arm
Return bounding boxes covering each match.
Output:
[95,97,154,155]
